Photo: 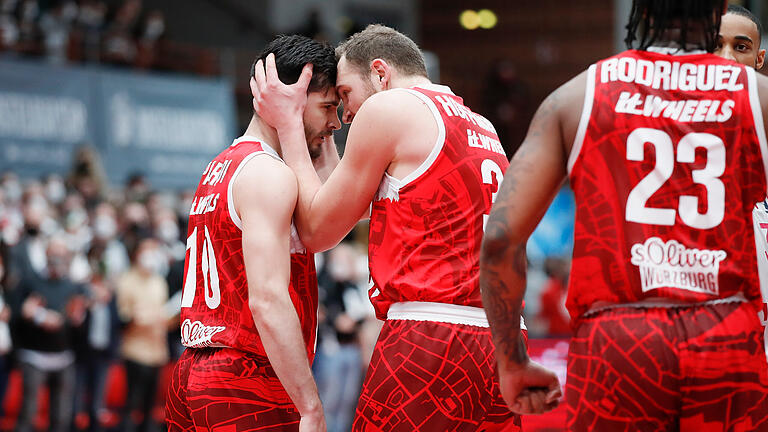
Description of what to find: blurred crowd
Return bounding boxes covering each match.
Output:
[0,147,379,432]
[0,0,165,67]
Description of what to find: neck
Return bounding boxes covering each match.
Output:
[389,74,432,90]
[243,116,282,157]
[650,26,710,52]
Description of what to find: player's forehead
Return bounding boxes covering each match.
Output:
[720,13,759,42]
[336,56,363,87]
[307,86,340,105]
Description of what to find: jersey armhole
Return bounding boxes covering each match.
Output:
[746,67,768,194]
[567,64,597,175]
[392,89,447,187]
[227,151,283,230]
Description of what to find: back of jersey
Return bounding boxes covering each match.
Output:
[367,84,509,319]
[179,137,318,361]
[568,49,768,321]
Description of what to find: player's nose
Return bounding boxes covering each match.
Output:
[718,46,737,62]
[329,112,341,130]
[342,108,354,124]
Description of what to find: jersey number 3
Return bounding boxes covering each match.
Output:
[625,128,725,230]
[180,226,221,309]
[482,159,504,231]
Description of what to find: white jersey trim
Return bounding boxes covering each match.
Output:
[390,87,447,188]
[646,46,707,56]
[386,301,527,330]
[567,64,597,175]
[227,137,282,231]
[746,68,768,193]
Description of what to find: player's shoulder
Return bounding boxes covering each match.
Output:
[358,87,429,123]
[233,152,297,197]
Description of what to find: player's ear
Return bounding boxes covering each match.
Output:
[757,49,766,70]
[370,58,390,90]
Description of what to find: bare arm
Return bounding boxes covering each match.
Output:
[313,134,340,183]
[480,72,585,413]
[234,157,324,428]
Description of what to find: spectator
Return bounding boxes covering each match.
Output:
[88,202,130,278]
[6,202,49,290]
[314,243,366,432]
[38,0,78,64]
[72,0,107,62]
[116,237,169,432]
[101,0,141,65]
[15,0,39,55]
[10,235,87,432]
[72,269,121,432]
[135,9,163,69]
[0,0,19,51]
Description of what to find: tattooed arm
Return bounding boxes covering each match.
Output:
[480,70,586,414]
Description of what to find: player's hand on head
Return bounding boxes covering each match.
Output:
[251,53,313,131]
[499,360,562,415]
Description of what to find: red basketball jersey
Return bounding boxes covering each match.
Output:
[367,84,509,319]
[179,136,318,361]
[567,49,768,321]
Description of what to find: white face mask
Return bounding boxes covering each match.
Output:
[45,180,66,204]
[138,250,159,274]
[93,216,117,240]
[156,221,178,243]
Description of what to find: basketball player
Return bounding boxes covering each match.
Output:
[479,0,768,430]
[251,25,559,431]
[715,5,768,361]
[715,5,765,70]
[165,35,340,432]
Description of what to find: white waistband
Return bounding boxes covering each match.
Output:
[387,301,527,330]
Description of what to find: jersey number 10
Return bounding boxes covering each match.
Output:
[625,128,725,230]
[180,226,221,309]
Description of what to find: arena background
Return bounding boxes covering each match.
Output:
[0,0,763,430]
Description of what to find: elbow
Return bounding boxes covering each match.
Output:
[299,230,341,253]
[481,226,526,264]
[248,290,279,322]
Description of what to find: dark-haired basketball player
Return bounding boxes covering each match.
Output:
[716,5,768,365]
[165,35,340,432]
[480,0,768,430]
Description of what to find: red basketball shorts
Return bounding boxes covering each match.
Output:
[352,302,524,432]
[166,347,300,432]
[566,300,768,431]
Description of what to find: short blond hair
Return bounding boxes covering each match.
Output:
[336,24,427,78]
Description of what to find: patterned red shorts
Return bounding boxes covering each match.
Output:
[566,301,768,431]
[166,347,300,432]
[352,319,524,432]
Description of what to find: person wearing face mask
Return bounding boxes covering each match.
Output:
[9,236,87,432]
[115,237,169,432]
[6,204,49,290]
